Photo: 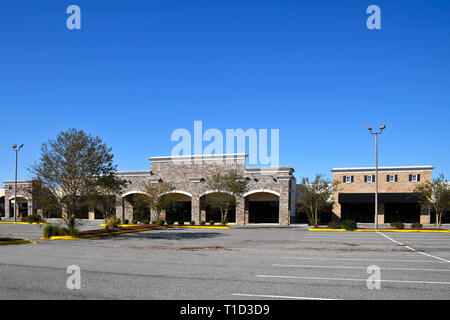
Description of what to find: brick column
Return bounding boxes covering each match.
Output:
[377,202,385,225]
[332,193,341,221]
[160,210,166,221]
[244,198,249,224]
[200,209,206,222]
[150,209,157,221]
[87,205,95,220]
[115,196,124,220]
[29,200,33,216]
[279,180,290,226]
[5,198,11,218]
[235,197,245,225]
[191,195,200,224]
[420,205,430,224]
[124,200,133,221]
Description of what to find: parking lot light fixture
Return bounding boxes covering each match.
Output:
[12,144,24,222]
[367,125,386,229]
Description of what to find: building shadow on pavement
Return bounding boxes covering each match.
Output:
[95,230,227,241]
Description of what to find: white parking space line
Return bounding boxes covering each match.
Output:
[377,232,450,263]
[282,257,447,263]
[232,293,337,300]
[272,264,450,272]
[302,236,450,241]
[257,275,450,285]
[296,239,448,243]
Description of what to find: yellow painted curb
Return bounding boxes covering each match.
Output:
[0,221,49,225]
[309,228,450,233]
[0,238,36,245]
[99,223,232,229]
[172,225,232,229]
[99,224,139,227]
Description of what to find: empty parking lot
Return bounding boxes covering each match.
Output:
[0,223,449,299]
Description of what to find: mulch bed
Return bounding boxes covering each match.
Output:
[80,224,164,235]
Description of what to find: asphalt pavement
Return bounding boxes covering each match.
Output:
[1,222,449,299]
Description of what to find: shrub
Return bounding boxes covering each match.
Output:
[151,220,157,225]
[105,217,121,229]
[190,220,195,225]
[209,220,215,225]
[199,220,206,226]
[122,219,129,225]
[141,219,149,225]
[411,222,423,229]
[328,221,340,229]
[68,226,81,238]
[166,220,173,225]
[341,219,357,231]
[43,225,79,238]
[22,214,44,224]
[390,221,404,229]
[43,225,57,238]
[158,219,165,226]
[178,220,184,226]
[132,219,138,224]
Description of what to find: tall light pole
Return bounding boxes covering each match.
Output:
[366,125,385,229]
[12,144,24,222]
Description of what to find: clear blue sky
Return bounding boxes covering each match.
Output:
[1,0,449,181]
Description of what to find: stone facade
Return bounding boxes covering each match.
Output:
[2,181,33,219]
[115,154,296,225]
[0,154,296,225]
[332,166,434,224]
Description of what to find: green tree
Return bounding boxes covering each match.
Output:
[143,182,176,221]
[205,169,249,224]
[297,174,337,228]
[414,174,450,228]
[29,129,126,231]
[25,180,60,218]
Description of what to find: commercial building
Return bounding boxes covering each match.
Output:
[331,166,434,224]
[2,157,447,225]
[0,154,297,225]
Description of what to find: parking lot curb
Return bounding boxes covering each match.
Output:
[309,228,450,233]
[99,224,140,227]
[0,221,49,225]
[40,226,162,240]
[0,238,36,245]
[170,225,232,230]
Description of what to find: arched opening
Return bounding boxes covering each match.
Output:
[200,192,236,223]
[9,196,29,218]
[246,191,280,223]
[163,192,192,222]
[123,193,151,222]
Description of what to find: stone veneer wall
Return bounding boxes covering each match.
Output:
[3,182,33,218]
[115,155,295,225]
[1,155,296,225]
